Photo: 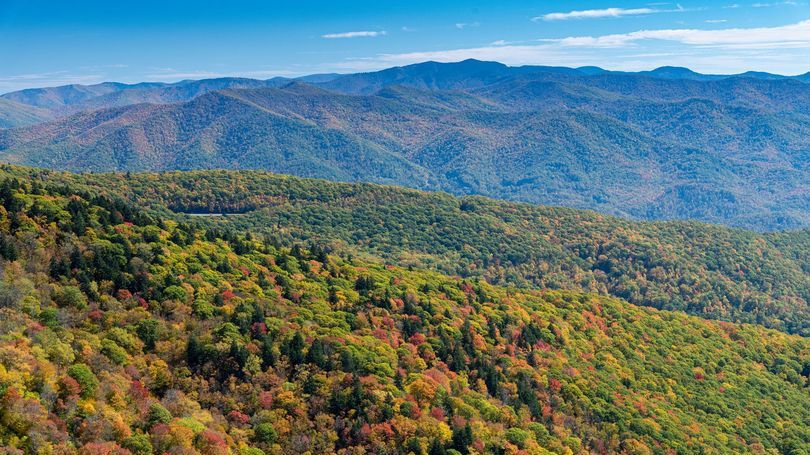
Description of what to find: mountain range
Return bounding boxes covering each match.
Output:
[1,59,809,230]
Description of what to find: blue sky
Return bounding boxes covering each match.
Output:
[1,0,809,92]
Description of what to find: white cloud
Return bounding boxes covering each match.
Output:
[537,7,656,21]
[552,19,810,48]
[753,1,800,7]
[78,64,128,71]
[535,5,684,21]
[321,30,386,39]
[144,68,302,81]
[705,19,728,23]
[0,71,107,93]
[455,22,480,29]
[145,69,225,79]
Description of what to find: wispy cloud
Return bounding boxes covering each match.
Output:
[78,64,128,71]
[455,22,480,29]
[321,30,386,39]
[705,19,728,23]
[0,71,106,93]
[535,5,684,21]
[145,67,302,81]
[146,71,223,80]
[552,19,810,48]
[753,1,800,7]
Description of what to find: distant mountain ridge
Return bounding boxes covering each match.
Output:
[1,59,809,230]
[3,59,808,116]
[0,77,291,115]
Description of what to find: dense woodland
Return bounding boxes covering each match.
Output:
[0,170,809,454]
[11,168,807,336]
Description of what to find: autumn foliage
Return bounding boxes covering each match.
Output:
[0,175,808,454]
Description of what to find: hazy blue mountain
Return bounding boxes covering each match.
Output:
[0,98,54,128]
[317,59,584,94]
[640,66,722,80]
[318,59,808,95]
[3,59,806,117]
[296,73,343,83]
[0,88,437,188]
[1,81,128,109]
[0,77,291,115]
[3,66,809,230]
[796,72,810,82]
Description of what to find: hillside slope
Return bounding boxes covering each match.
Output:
[0,91,436,188]
[0,98,53,129]
[0,172,808,454]
[2,75,809,230]
[8,166,810,336]
[2,60,810,230]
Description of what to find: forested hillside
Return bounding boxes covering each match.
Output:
[2,60,809,230]
[0,78,292,116]
[0,98,53,129]
[1,170,809,454]
[6,166,809,336]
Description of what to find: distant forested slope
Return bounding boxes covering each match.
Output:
[8,166,809,336]
[1,60,809,230]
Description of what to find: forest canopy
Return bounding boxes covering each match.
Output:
[0,168,808,454]
[7,166,807,336]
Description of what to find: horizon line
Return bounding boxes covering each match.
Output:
[2,58,809,95]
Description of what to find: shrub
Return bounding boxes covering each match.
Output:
[59,375,82,398]
[101,339,129,365]
[192,299,215,319]
[67,364,98,398]
[176,417,206,434]
[106,327,142,354]
[505,428,531,448]
[78,442,129,454]
[146,403,173,427]
[53,286,87,309]
[122,434,153,455]
[253,422,278,444]
[239,448,266,455]
[527,422,549,444]
[136,319,159,351]
[163,285,187,302]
